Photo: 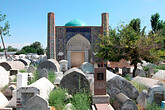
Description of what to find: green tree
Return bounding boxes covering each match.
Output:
[0,11,10,58]
[7,46,18,52]
[16,41,44,55]
[97,23,165,77]
[150,13,165,34]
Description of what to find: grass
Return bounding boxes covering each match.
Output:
[145,102,161,110]
[71,92,91,110]
[123,74,132,81]
[155,64,165,70]
[28,70,39,85]
[131,81,148,93]
[48,71,56,84]
[19,69,27,73]
[13,77,17,82]
[48,87,92,110]
[48,88,68,110]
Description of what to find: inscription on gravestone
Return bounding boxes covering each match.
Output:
[154,91,164,105]
[94,67,106,95]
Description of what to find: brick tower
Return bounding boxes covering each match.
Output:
[101,13,109,36]
[47,12,56,59]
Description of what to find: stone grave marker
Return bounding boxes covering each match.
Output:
[115,67,119,74]
[135,69,140,76]
[16,87,40,109]
[148,85,165,105]
[0,66,9,88]
[80,62,94,74]
[27,65,36,73]
[10,69,18,75]
[38,68,48,79]
[59,60,68,72]
[92,67,110,104]
[60,68,89,94]
[148,68,154,77]
[17,73,28,89]
[122,67,128,76]
[107,67,115,73]
[94,67,106,95]
[25,95,50,110]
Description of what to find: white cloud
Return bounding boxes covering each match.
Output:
[0,42,31,49]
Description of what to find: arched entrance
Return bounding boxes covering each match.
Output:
[66,34,91,68]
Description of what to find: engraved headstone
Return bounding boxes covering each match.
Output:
[94,67,106,95]
[122,67,128,76]
[80,62,94,74]
[25,95,50,110]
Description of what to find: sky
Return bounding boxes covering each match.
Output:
[0,0,165,49]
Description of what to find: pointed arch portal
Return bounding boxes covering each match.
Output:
[67,34,91,68]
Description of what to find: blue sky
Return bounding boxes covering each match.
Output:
[0,0,165,49]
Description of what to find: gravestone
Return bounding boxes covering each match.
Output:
[10,69,18,75]
[135,69,140,76]
[38,68,48,79]
[28,77,54,99]
[37,59,60,73]
[131,76,164,89]
[113,93,138,110]
[94,67,106,95]
[27,65,36,73]
[59,60,68,72]
[115,67,119,74]
[107,70,139,99]
[138,70,146,77]
[60,68,89,94]
[148,85,165,105]
[0,66,9,88]
[54,77,62,85]
[148,68,154,77]
[0,92,8,107]
[122,67,128,76]
[136,90,148,109]
[25,95,50,110]
[16,87,40,109]
[80,62,94,74]
[106,67,115,73]
[17,73,28,89]
[92,67,110,104]
[152,70,165,81]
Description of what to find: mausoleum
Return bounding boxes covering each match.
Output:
[47,12,109,68]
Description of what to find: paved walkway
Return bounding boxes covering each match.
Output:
[95,104,114,110]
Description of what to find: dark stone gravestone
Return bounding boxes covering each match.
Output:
[94,67,106,95]
[122,67,128,76]
[107,67,115,73]
[92,67,110,104]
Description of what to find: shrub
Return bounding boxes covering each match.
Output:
[48,88,68,110]
[72,92,91,110]
[123,74,132,81]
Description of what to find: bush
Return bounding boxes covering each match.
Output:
[72,92,91,110]
[48,88,68,110]
[123,74,132,81]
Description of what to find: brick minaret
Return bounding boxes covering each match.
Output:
[47,12,56,59]
[101,13,109,36]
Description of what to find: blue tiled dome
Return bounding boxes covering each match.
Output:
[65,19,86,26]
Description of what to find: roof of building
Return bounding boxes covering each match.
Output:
[65,19,86,26]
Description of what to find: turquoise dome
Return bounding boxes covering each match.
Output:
[65,19,86,26]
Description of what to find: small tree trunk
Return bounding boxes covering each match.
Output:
[0,33,7,59]
[132,63,137,77]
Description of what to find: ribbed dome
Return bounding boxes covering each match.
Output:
[65,19,86,26]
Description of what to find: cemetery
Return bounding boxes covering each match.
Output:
[0,1,165,110]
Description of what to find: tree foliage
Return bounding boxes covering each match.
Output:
[16,41,44,55]
[97,20,165,77]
